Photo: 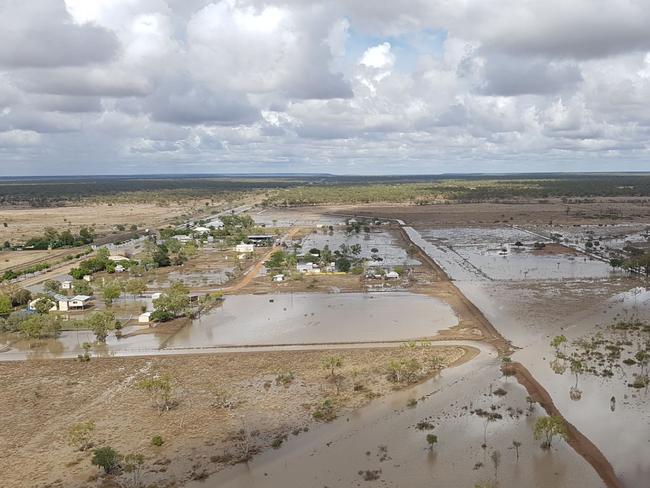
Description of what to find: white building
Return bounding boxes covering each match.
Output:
[108,255,129,262]
[172,235,193,243]
[138,312,152,323]
[83,274,93,282]
[235,243,255,253]
[114,264,125,273]
[385,271,400,279]
[193,226,211,234]
[272,274,285,282]
[297,262,321,273]
[61,280,72,290]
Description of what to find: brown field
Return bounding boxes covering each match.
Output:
[0,346,470,488]
[0,202,206,243]
[324,198,650,226]
[0,249,61,272]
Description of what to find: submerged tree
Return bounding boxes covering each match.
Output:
[533,416,568,449]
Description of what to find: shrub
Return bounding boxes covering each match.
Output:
[91,446,121,474]
[151,435,164,447]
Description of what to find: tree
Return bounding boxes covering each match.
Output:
[512,440,521,461]
[0,294,12,315]
[534,416,568,449]
[19,314,61,339]
[91,446,121,474]
[137,374,174,412]
[426,433,438,450]
[33,296,55,315]
[9,287,31,307]
[102,281,122,307]
[123,453,145,488]
[67,421,95,451]
[550,335,567,352]
[322,355,343,377]
[43,279,62,294]
[72,279,93,296]
[87,311,118,342]
[335,256,351,272]
[125,278,147,299]
[153,282,190,317]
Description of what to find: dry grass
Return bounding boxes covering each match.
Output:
[0,346,467,487]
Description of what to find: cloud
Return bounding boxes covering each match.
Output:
[0,0,649,174]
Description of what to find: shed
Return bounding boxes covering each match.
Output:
[138,312,152,323]
[61,280,72,290]
[114,264,125,273]
[272,274,285,282]
[385,271,400,279]
[235,243,255,253]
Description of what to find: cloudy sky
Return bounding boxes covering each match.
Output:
[1,0,650,175]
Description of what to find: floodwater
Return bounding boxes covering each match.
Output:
[185,341,604,488]
[167,292,456,347]
[0,292,458,359]
[414,226,612,281]
[405,225,649,487]
[301,229,420,267]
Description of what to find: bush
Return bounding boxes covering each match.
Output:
[151,435,164,447]
[91,446,121,474]
[150,310,173,322]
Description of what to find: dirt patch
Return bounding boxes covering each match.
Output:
[531,243,579,256]
[0,345,470,488]
[507,362,623,488]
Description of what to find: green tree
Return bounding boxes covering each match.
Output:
[534,416,568,449]
[19,314,61,339]
[137,374,174,412]
[43,279,62,294]
[153,282,190,317]
[125,278,147,299]
[87,311,118,342]
[0,294,12,314]
[33,296,55,315]
[335,256,351,272]
[102,281,122,307]
[550,335,567,352]
[426,433,438,450]
[72,279,93,295]
[91,446,121,474]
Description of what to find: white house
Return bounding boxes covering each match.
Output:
[61,280,72,290]
[151,292,162,300]
[83,274,93,282]
[114,264,125,273]
[138,312,152,323]
[28,296,58,312]
[67,295,91,310]
[172,235,193,243]
[272,274,285,282]
[193,226,211,234]
[385,271,400,280]
[235,243,255,253]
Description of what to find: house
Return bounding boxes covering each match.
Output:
[235,243,255,253]
[67,295,91,310]
[61,280,72,290]
[172,235,193,243]
[385,271,400,280]
[193,226,211,234]
[83,274,93,282]
[297,262,320,273]
[108,255,129,262]
[151,292,162,300]
[114,264,125,273]
[272,274,285,282]
[138,312,152,323]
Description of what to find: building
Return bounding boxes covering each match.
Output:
[247,235,274,246]
[28,296,58,312]
[172,235,193,243]
[297,262,320,273]
[56,294,91,311]
[272,274,285,282]
[385,271,400,279]
[138,312,152,323]
[235,243,255,253]
[61,280,72,290]
[83,274,93,282]
[151,292,162,300]
[114,264,125,273]
[193,226,211,234]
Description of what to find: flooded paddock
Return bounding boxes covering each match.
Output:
[168,292,456,347]
[185,342,605,488]
[301,228,421,267]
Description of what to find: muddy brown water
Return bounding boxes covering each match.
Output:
[185,341,604,488]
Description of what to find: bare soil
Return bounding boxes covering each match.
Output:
[0,346,469,488]
[323,199,650,226]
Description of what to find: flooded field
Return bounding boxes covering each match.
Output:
[415,226,612,281]
[0,292,458,359]
[168,292,455,347]
[301,228,420,267]
[404,225,649,487]
[186,342,605,488]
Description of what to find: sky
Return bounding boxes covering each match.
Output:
[1,0,650,176]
